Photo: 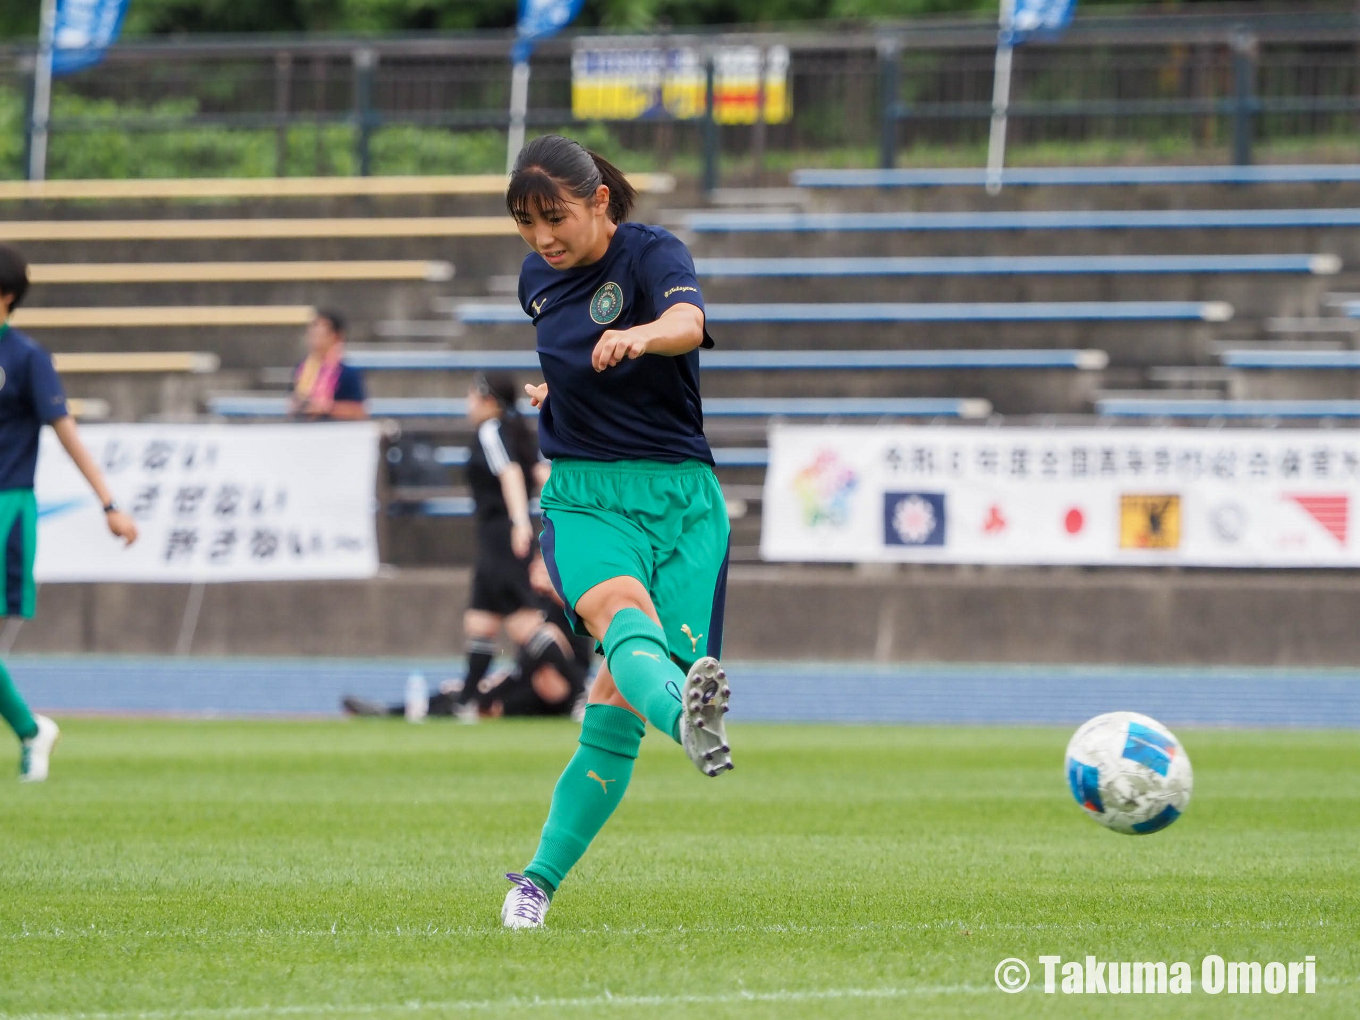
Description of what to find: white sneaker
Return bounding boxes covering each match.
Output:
[19,715,59,783]
[678,657,733,777]
[501,872,550,929]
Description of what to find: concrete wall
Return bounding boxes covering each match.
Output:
[10,566,1360,667]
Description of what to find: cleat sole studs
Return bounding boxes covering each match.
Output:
[725,762,735,772]
[707,768,719,777]
[721,704,731,713]
[704,751,713,761]
[721,687,731,698]
[695,718,705,729]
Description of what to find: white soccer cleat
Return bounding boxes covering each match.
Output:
[501,872,550,929]
[19,715,59,783]
[678,657,733,777]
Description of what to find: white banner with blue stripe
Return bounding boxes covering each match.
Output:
[35,423,380,582]
[52,0,129,76]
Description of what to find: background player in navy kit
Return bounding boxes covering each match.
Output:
[499,135,733,929]
[0,244,138,781]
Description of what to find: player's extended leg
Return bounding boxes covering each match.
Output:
[1,492,59,781]
[504,660,643,926]
[456,609,501,708]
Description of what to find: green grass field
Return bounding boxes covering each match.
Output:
[1,719,1356,1019]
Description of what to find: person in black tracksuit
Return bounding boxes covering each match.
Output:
[342,373,595,719]
[455,371,548,709]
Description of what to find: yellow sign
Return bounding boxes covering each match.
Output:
[572,43,790,125]
[1119,494,1182,550]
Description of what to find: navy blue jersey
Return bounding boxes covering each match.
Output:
[333,363,366,404]
[0,326,68,490]
[518,222,714,464]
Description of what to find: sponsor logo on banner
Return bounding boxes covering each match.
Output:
[884,492,946,546]
[1210,503,1246,544]
[792,450,858,528]
[1287,494,1348,545]
[1064,507,1085,535]
[1119,494,1181,550]
[983,504,1008,535]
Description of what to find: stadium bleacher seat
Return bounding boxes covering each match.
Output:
[685,208,1360,233]
[790,165,1360,188]
[457,301,1233,324]
[345,349,1108,371]
[691,254,1341,278]
[208,395,993,420]
[433,445,771,469]
[1096,397,1360,419]
[12,306,314,329]
[53,352,221,374]
[0,173,674,202]
[31,261,456,285]
[64,398,109,420]
[0,218,515,242]
[1221,350,1360,369]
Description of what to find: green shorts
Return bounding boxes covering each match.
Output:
[539,458,731,667]
[0,489,37,620]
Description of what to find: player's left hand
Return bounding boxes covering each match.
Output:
[593,328,648,371]
[106,510,139,546]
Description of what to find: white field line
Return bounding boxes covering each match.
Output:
[0,984,991,1020]
[3,917,1344,940]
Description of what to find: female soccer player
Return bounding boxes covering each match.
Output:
[0,244,138,781]
[499,135,733,929]
[451,372,545,714]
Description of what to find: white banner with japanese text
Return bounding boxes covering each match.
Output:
[35,423,380,582]
[762,424,1360,567]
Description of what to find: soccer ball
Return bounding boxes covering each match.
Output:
[1064,712,1192,835]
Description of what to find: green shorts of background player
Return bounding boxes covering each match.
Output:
[0,244,140,782]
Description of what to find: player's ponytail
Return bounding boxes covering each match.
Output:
[507,134,636,224]
[586,150,636,224]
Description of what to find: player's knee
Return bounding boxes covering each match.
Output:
[530,665,571,705]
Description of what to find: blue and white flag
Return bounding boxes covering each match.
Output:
[51,0,129,76]
[1010,0,1076,45]
[514,0,585,63]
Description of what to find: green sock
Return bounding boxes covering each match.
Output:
[524,704,645,896]
[602,608,685,743]
[0,660,37,742]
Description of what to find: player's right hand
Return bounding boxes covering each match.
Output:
[524,382,548,408]
[106,510,139,546]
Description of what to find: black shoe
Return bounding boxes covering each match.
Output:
[341,695,386,717]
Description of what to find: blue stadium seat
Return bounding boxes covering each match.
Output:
[685,208,1360,233]
[791,165,1360,188]
[1097,397,1360,419]
[1221,350,1360,369]
[434,445,771,468]
[208,395,991,419]
[348,349,1108,371]
[458,302,1230,324]
[692,254,1340,277]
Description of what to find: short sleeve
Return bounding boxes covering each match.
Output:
[27,348,68,423]
[333,364,366,403]
[637,233,715,349]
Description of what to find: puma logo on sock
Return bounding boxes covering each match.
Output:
[632,650,660,661]
[587,770,614,793]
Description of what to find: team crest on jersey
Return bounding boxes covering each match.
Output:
[590,281,624,324]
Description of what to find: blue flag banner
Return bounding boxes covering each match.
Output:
[514,0,585,63]
[51,0,129,76]
[1010,0,1076,45]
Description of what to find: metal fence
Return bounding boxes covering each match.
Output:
[6,6,1360,184]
